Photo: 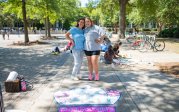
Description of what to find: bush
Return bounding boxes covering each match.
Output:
[142,28,151,31]
[158,27,179,38]
[151,28,157,31]
[173,28,179,38]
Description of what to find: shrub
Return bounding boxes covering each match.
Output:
[142,28,151,31]
[151,28,157,31]
[158,28,177,38]
[173,28,179,38]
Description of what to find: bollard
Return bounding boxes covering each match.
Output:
[0,84,5,112]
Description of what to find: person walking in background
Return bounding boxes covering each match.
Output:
[1,29,6,40]
[6,29,10,40]
[65,18,85,80]
[84,17,105,81]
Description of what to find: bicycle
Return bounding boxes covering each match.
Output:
[126,33,165,51]
[143,35,165,51]
[126,34,138,44]
[126,34,149,50]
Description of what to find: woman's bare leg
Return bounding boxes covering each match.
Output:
[86,56,93,80]
[91,55,99,80]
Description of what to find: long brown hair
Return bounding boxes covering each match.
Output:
[76,18,85,29]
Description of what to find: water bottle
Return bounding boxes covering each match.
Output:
[21,80,26,92]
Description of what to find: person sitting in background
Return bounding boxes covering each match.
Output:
[103,37,111,46]
[52,41,74,55]
[52,46,60,55]
[113,41,122,58]
[104,45,115,64]
[59,41,74,53]
[101,37,111,52]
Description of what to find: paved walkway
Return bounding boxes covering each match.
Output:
[0,34,179,112]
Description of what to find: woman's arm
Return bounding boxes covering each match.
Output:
[65,32,73,41]
[65,31,74,43]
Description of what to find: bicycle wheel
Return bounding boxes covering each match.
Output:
[126,36,135,43]
[143,41,152,51]
[154,40,165,51]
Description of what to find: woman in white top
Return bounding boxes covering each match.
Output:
[84,17,105,81]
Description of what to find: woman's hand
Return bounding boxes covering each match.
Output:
[95,35,106,44]
[95,38,101,44]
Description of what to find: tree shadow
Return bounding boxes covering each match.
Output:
[0,46,72,109]
[115,68,179,112]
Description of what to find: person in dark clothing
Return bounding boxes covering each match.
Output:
[104,45,115,64]
[113,41,122,58]
[1,29,6,40]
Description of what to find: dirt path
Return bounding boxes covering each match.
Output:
[165,39,179,54]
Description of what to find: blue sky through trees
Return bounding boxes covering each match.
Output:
[80,0,88,7]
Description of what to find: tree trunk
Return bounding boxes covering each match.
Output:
[114,23,118,34]
[45,18,48,37]
[22,0,29,44]
[45,3,51,38]
[157,21,163,33]
[47,16,51,37]
[118,0,128,39]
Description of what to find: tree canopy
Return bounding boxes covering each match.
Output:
[0,0,178,40]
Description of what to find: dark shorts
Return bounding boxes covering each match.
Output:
[84,50,100,56]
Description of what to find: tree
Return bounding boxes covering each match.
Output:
[127,0,179,32]
[2,0,30,43]
[22,0,29,43]
[0,1,16,29]
[28,0,60,37]
[2,0,80,40]
[98,0,129,39]
[155,0,179,31]
[118,0,129,39]
[98,0,119,27]
[29,0,79,37]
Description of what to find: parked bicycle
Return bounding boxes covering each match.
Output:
[126,33,165,51]
[146,35,165,51]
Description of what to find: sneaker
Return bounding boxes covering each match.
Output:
[95,74,99,81]
[88,74,93,81]
[77,75,82,80]
[70,76,75,80]
[73,77,79,81]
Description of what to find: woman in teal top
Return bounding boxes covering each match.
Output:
[65,18,85,80]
